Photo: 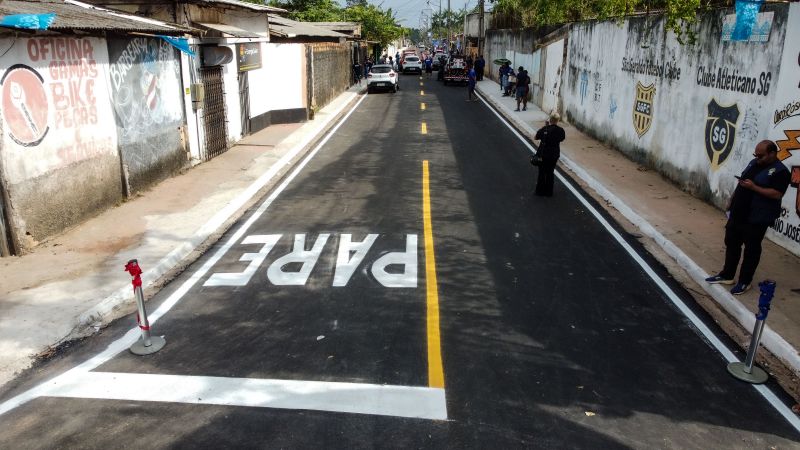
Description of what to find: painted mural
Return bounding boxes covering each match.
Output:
[766,4,800,253]
[562,3,799,256]
[0,37,117,185]
[107,37,185,193]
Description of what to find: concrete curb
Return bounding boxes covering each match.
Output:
[73,88,366,337]
[476,84,800,376]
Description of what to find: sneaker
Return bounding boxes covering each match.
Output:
[730,283,750,295]
[705,274,735,285]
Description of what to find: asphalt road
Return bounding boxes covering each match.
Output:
[1,74,798,448]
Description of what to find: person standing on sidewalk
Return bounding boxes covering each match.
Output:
[515,67,529,111]
[500,62,512,95]
[705,140,790,295]
[467,64,477,101]
[475,55,485,81]
[533,113,565,197]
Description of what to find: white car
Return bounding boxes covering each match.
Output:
[402,56,423,74]
[367,64,399,93]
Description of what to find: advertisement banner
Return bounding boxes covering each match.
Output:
[236,42,262,72]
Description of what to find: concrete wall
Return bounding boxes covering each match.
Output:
[309,42,350,112]
[107,37,187,195]
[0,36,121,248]
[247,43,307,130]
[562,3,797,255]
[542,39,565,116]
[485,28,563,111]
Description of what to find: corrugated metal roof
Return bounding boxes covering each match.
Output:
[268,15,347,39]
[0,0,192,34]
[308,21,361,36]
[194,0,286,13]
[196,22,268,39]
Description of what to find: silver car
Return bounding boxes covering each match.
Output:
[367,64,399,93]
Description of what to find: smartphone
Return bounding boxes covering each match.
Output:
[734,175,742,180]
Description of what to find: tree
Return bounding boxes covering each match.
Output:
[489,0,711,44]
[268,0,343,22]
[344,4,404,48]
[266,0,404,47]
[431,9,466,39]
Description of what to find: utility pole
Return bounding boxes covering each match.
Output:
[478,0,484,57]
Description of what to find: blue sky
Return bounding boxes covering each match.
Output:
[340,0,474,29]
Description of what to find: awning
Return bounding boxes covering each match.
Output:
[196,22,267,39]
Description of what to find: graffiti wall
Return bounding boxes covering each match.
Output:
[562,3,799,256]
[542,39,565,116]
[0,36,120,246]
[766,3,800,254]
[107,37,186,194]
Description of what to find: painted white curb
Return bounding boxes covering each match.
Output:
[477,84,800,376]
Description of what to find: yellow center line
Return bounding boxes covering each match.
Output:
[420,90,425,96]
[421,122,427,134]
[420,82,424,86]
[421,102,426,110]
[422,161,445,389]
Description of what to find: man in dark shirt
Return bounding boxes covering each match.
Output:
[706,140,790,295]
[515,67,529,111]
[475,55,485,81]
[533,113,566,197]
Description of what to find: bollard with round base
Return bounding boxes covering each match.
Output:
[727,280,774,384]
[130,335,166,355]
[125,259,166,356]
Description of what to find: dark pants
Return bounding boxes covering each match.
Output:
[535,158,558,196]
[477,67,484,80]
[720,220,769,285]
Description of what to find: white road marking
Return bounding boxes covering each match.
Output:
[45,372,448,420]
[0,94,445,421]
[478,91,800,433]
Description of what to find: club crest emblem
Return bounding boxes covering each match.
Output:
[633,82,655,138]
[705,99,740,169]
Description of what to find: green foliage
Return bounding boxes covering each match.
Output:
[269,0,343,21]
[267,0,404,47]
[430,9,467,38]
[345,4,404,47]
[490,0,714,44]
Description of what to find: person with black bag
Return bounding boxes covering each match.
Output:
[532,113,565,197]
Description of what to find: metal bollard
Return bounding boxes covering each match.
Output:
[727,280,775,384]
[124,259,166,355]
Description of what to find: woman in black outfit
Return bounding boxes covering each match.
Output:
[534,113,566,197]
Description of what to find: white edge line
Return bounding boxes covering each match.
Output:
[77,92,362,327]
[0,95,368,418]
[47,372,448,420]
[477,90,800,432]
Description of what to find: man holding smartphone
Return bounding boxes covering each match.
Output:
[705,140,790,295]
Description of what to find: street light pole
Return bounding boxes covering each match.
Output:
[478,0,484,56]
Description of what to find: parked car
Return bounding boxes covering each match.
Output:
[402,56,423,74]
[367,64,399,93]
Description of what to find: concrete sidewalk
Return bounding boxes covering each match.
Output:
[476,79,800,401]
[0,84,366,389]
